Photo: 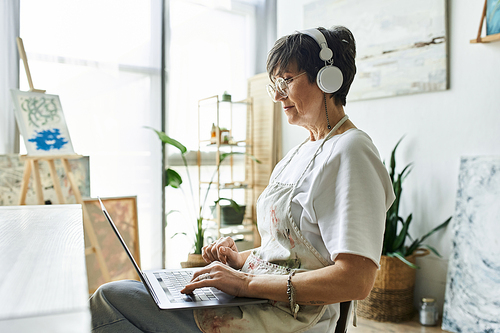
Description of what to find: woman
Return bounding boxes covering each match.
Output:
[90,26,395,333]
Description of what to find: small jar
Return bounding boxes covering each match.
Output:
[419,297,438,326]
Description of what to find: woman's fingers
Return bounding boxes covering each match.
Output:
[181,262,248,297]
[202,237,238,264]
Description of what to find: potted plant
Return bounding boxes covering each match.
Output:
[148,127,260,266]
[358,137,452,322]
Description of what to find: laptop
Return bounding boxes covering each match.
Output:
[98,197,267,310]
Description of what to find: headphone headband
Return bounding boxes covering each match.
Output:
[297,28,343,94]
[299,28,333,63]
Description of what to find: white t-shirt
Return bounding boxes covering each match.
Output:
[270,129,395,332]
[271,128,394,267]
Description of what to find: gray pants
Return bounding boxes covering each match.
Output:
[90,280,201,333]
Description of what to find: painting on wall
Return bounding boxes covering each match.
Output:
[442,156,500,332]
[0,154,90,206]
[304,0,448,101]
[10,90,75,156]
[487,0,500,35]
[83,196,140,293]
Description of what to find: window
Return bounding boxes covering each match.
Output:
[165,0,257,267]
[20,0,163,269]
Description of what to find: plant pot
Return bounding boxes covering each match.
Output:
[210,204,246,226]
[180,253,208,268]
[357,249,429,322]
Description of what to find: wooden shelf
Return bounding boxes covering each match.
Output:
[470,32,500,44]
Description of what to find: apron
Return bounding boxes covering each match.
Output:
[194,116,350,333]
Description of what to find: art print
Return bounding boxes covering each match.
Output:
[10,90,75,156]
[442,156,500,332]
[304,0,448,101]
[83,197,140,293]
[487,0,500,35]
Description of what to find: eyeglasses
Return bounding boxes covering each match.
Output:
[266,72,306,102]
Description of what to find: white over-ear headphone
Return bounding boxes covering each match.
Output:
[299,28,343,94]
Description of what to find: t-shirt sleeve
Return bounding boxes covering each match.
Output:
[312,133,394,268]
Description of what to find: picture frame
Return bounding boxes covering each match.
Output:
[10,89,75,156]
[83,196,140,293]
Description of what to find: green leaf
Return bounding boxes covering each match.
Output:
[392,214,413,251]
[399,163,413,182]
[424,244,442,258]
[383,212,398,254]
[145,126,187,154]
[406,217,452,256]
[164,209,180,228]
[406,239,420,256]
[193,218,205,254]
[214,197,241,212]
[165,168,182,188]
[389,136,405,182]
[387,251,419,269]
[418,216,452,244]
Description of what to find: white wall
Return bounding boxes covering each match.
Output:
[277,0,500,313]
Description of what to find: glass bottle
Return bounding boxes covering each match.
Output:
[419,297,438,326]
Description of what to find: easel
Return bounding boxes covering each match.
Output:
[16,37,111,283]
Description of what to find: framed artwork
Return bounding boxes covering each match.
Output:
[83,196,140,293]
[304,0,448,101]
[10,89,75,156]
[0,154,90,206]
[487,0,500,35]
[442,156,500,332]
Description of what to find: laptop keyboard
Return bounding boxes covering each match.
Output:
[155,271,218,303]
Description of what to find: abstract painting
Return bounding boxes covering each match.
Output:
[304,0,448,101]
[487,0,500,35]
[84,196,140,293]
[442,156,500,332]
[0,154,90,206]
[10,90,75,156]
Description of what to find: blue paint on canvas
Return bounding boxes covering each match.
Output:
[487,0,500,35]
[28,128,68,151]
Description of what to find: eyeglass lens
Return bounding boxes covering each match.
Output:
[267,78,288,102]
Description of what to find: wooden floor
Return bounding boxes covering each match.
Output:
[348,316,451,333]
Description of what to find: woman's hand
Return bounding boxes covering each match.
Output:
[202,236,244,270]
[180,262,251,297]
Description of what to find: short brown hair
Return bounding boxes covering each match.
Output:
[266,26,356,106]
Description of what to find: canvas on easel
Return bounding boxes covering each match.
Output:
[10,89,75,156]
[11,37,112,288]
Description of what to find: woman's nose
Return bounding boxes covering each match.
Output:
[274,90,286,102]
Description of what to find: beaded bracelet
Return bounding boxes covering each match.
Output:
[287,269,299,319]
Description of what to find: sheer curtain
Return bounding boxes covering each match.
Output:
[19,0,163,269]
[0,0,20,154]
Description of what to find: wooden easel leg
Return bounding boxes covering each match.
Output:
[18,160,32,205]
[61,158,111,282]
[31,159,44,205]
[48,159,65,204]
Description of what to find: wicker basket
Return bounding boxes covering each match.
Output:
[357,249,429,322]
[180,253,208,268]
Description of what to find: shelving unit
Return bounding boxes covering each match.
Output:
[197,95,255,249]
